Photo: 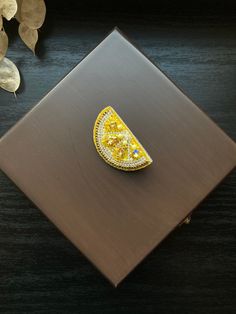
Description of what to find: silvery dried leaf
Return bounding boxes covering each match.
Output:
[0,0,17,21]
[0,30,8,60]
[0,15,3,29]
[19,22,38,53]
[15,0,23,22]
[21,0,46,29]
[0,57,20,92]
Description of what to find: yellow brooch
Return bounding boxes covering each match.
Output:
[93,106,153,171]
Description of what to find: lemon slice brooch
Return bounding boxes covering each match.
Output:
[93,106,153,171]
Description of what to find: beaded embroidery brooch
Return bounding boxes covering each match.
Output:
[93,106,153,171]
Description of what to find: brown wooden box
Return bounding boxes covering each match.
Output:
[0,29,236,286]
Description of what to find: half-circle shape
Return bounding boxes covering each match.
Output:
[93,106,153,171]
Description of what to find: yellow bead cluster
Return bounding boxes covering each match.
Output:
[93,106,153,171]
[102,114,143,162]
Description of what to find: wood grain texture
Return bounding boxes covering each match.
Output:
[0,2,236,313]
[1,27,236,286]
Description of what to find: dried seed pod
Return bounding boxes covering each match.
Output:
[0,57,20,92]
[0,30,8,60]
[0,0,17,21]
[21,0,46,29]
[19,22,38,53]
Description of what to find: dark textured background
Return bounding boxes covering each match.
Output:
[0,1,236,313]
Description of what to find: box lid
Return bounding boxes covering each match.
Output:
[1,29,236,286]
